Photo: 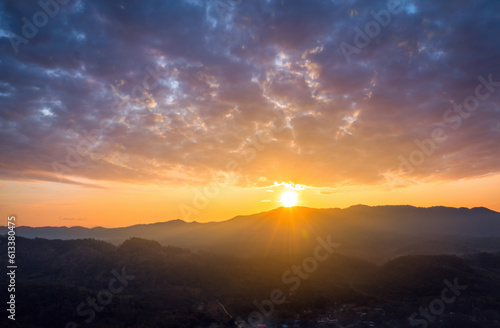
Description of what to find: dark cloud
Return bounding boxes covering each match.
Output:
[0,0,499,188]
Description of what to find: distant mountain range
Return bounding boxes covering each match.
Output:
[2,206,500,327]
[3,205,500,262]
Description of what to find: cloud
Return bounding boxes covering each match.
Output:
[60,217,86,221]
[273,182,308,190]
[0,0,499,188]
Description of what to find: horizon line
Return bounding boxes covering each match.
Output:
[3,204,498,229]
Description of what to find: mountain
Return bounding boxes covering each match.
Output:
[3,205,500,262]
[1,236,500,328]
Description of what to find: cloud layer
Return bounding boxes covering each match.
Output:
[1,0,499,188]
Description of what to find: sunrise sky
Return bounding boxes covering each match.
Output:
[1,0,500,227]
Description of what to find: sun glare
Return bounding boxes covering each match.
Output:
[280,190,298,207]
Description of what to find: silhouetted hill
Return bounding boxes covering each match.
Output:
[3,205,499,263]
[1,236,500,327]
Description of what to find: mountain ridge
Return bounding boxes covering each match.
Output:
[3,205,500,264]
[8,204,499,229]
[5,204,500,230]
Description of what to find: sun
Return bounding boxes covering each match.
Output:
[280,190,298,207]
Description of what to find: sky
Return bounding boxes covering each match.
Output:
[1,0,500,227]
